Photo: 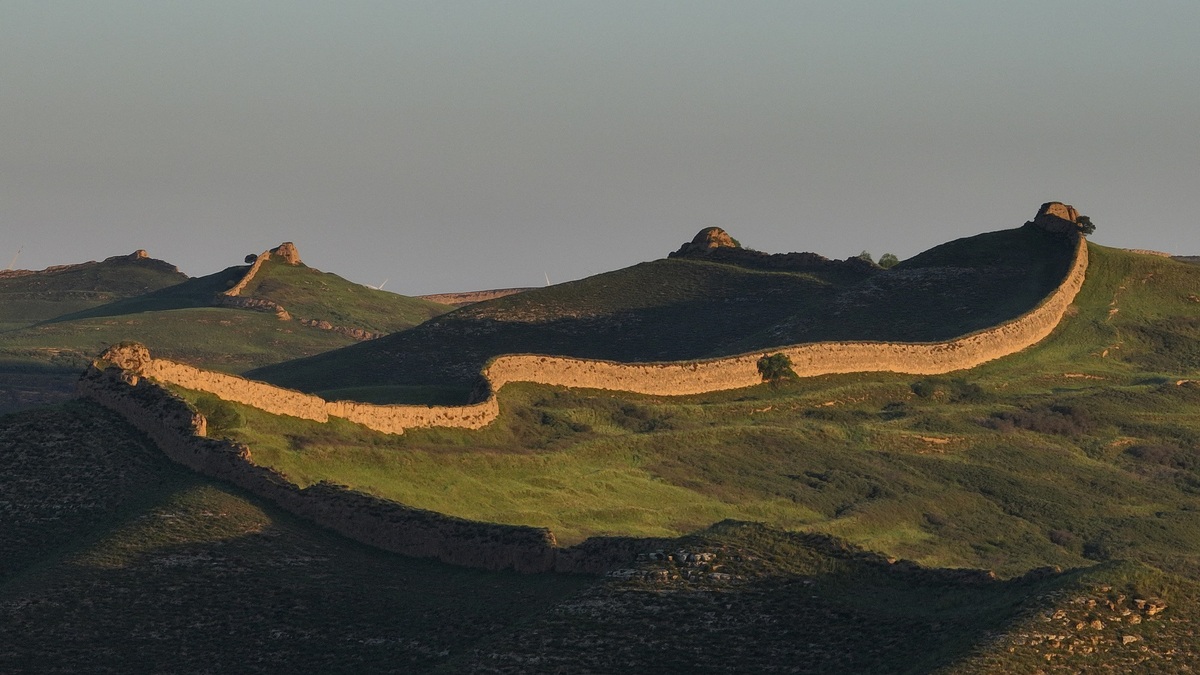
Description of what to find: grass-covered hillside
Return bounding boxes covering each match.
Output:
[0,252,186,332]
[188,243,1200,570]
[251,224,1076,399]
[0,254,450,414]
[58,258,450,335]
[236,259,451,333]
[4,403,1196,672]
[6,234,1200,671]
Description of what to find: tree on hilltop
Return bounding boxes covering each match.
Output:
[1077,215,1096,236]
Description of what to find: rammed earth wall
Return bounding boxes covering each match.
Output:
[103,232,1087,435]
[80,229,1087,574]
[77,366,656,574]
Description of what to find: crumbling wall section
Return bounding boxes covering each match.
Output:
[108,233,1086,434]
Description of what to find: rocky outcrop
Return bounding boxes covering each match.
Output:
[297,319,383,341]
[1031,201,1081,234]
[214,295,292,321]
[269,242,301,265]
[671,227,741,257]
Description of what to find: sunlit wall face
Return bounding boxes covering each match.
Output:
[2,1,1197,292]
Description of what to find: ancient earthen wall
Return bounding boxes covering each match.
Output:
[77,365,666,574]
[221,252,270,297]
[483,231,1087,394]
[143,359,330,422]
[105,233,1087,434]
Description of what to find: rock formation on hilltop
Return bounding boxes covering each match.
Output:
[671,228,741,257]
[269,242,302,265]
[668,227,877,279]
[1031,202,1082,234]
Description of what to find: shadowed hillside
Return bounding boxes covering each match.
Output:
[0,251,186,332]
[251,224,1075,399]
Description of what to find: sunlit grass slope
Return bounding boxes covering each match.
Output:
[25,261,452,371]
[251,224,1075,396]
[188,243,1200,579]
[0,307,355,374]
[238,259,451,333]
[57,258,451,334]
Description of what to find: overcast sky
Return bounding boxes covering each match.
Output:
[2,1,1197,294]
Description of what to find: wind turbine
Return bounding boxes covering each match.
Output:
[367,278,388,290]
[7,247,21,271]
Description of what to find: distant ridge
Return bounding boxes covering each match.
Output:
[417,287,535,307]
[0,250,180,279]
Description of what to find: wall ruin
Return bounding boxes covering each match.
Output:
[101,231,1087,435]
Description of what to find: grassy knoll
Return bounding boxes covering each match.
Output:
[0,254,185,331]
[250,224,1074,395]
[182,243,1200,579]
[56,258,450,334]
[239,259,451,333]
[0,307,355,376]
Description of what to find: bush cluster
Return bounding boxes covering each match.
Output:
[982,404,1096,436]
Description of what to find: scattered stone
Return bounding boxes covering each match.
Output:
[1122,635,1141,645]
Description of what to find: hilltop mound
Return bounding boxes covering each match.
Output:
[0,251,186,330]
[55,243,450,336]
[0,244,451,412]
[251,223,1076,398]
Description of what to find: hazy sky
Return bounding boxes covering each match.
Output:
[2,1,1197,294]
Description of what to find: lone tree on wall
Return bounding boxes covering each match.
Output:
[1076,215,1096,235]
[757,353,798,384]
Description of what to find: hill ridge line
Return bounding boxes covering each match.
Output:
[94,232,1087,435]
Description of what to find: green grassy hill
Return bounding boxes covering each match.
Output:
[0,252,186,332]
[0,254,451,414]
[190,243,1200,567]
[3,403,1196,671]
[251,224,1075,399]
[58,258,450,335]
[5,229,1200,671]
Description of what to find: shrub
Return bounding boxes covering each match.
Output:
[1126,444,1193,470]
[878,253,900,269]
[910,378,986,403]
[757,353,797,383]
[192,394,245,433]
[1048,529,1077,547]
[982,404,1096,436]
